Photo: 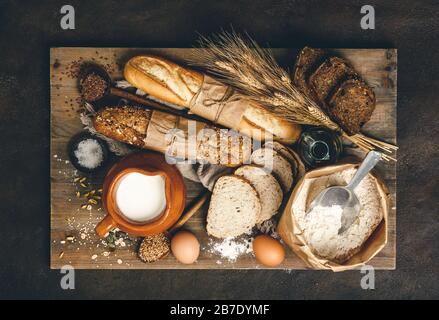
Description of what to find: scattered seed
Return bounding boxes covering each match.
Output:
[79,177,87,183]
[88,199,98,205]
[91,254,98,260]
[59,252,64,259]
[66,236,75,241]
[81,204,88,209]
[73,177,80,182]
[80,183,87,188]
[86,205,92,210]
[76,191,81,198]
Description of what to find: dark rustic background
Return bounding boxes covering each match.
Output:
[0,0,438,299]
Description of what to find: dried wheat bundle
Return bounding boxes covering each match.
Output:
[191,31,397,161]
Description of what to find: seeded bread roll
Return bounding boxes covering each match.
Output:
[251,147,293,192]
[207,175,260,238]
[235,165,283,223]
[124,55,301,143]
[93,106,252,166]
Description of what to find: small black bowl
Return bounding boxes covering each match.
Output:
[77,63,112,103]
[67,131,110,175]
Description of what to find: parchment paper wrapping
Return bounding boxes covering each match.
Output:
[143,110,208,160]
[277,162,390,272]
[189,75,248,130]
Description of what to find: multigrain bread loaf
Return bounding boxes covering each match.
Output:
[93,106,253,166]
[309,57,358,103]
[206,175,260,238]
[251,147,293,192]
[293,47,376,135]
[328,79,376,134]
[235,165,283,223]
[293,47,326,102]
[124,55,301,143]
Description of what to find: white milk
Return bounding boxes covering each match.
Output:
[115,172,167,223]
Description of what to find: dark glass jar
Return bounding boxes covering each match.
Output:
[297,126,343,168]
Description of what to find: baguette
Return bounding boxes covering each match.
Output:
[93,105,253,167]
[124,55,301,143]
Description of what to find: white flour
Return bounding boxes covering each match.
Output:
[293,168,383,263]
[206,237,253,262]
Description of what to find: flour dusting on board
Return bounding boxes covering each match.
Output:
[206,237,253,262]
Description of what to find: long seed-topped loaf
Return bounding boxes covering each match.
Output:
[93,105,254,167]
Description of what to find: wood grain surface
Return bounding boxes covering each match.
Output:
[50,48,396,269]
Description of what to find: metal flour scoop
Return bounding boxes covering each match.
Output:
[307,151,382,234]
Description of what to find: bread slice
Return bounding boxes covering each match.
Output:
[309,57,358,105]
[263,141,298,178]
[235,165,283,223]
[328,79,376,135]
[293,47,326,100]
[251,147,293,192]
[207,175,260,238]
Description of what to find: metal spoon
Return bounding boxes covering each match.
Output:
[306,151,382,234]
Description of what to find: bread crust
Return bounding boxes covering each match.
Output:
[239,103,302,144]
[124,55,203,107]
[125,55,302,143]
[207,175,260,238]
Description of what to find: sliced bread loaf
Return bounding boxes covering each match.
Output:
[328,79,376,135]
[235,165,283,223]
[309,57,357,105]
[206,175,260,238]
[293,47,326,100]
[263,141,298,178]
[251,147,293,192]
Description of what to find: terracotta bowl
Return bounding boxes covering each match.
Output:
[95,152,186,237]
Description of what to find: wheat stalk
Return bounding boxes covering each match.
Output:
[191,31,397,161]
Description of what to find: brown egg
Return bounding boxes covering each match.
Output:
[252,235,285,267]
[171,231,200,264]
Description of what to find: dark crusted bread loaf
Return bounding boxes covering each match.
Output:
[309,56,358,104]
[293,48,376,135]
[328,79,376,134]
[293,47,326,100]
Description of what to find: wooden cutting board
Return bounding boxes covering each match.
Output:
[50,48,396,269]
